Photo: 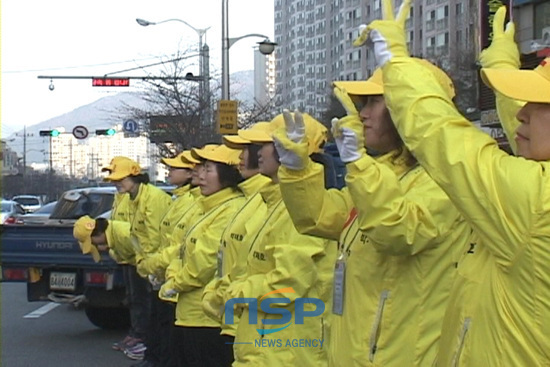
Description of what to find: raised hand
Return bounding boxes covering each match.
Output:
[272,109,309,170]
[478,6,519,70]
[353,0,411,68]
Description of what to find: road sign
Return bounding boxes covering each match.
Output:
[218,100,238,134]
[72,125,89,140]
[123,119,139,133]
[92,78,130,87]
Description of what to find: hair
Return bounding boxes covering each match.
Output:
[246,144,261,170]
[127,173,150,185]
[91,218,109,237]
[214,162,244,189]
[380,108,418,168]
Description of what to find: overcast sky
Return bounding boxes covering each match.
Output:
[1,0,274,137]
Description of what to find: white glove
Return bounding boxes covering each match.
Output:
[148,274,163,288]
[161,288,177,298]
[272,109,309,170]
[331,117,364,163]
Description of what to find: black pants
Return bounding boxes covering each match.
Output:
[144,297,177,367]
[122,264,150,339]
[171,326,233,367]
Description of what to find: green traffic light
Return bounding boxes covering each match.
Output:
[51,130,60,137]
[106,128,116,136]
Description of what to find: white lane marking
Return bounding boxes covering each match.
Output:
[23,302,61,318]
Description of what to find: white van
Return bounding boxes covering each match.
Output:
[12,195,43,213]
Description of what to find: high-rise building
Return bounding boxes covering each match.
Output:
[273,0,478,118]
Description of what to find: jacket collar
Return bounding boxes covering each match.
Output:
[197,187,242,212]
[190,186,202,198]
[259,181,282,207]
[172,184,191,197]
[376,148,416,178]
[238,173,272,198]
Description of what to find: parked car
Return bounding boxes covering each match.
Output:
[12,195,43,213]
[1,200,26,224]
[15,201,58,225]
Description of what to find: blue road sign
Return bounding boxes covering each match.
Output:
[123,119,138,133]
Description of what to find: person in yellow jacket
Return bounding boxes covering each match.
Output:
[273,64,469,366]
[138,151,196,367]
[224,113,336,367]
[136,147,214,286]
[103,156,172,361]
[357,2,550,365]
[201,124,272,360]
[159,145,246,367]
[73,215,133,264]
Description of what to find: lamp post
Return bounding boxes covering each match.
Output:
[221,0,277,100]
[136,17,212,126]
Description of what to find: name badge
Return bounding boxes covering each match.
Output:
[332,256,346,315]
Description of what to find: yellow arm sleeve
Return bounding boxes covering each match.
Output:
[383,58,545,266]
[279,161,353,240]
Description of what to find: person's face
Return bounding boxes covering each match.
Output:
[198,161,223,196]
[238,146,259,180]
[357,95,401,154]
[515,102,550,161]
[91,233,108,251]
[167,167,192,186]
[191,164,204,186]
[258,143,280,181]
[112,176,136,194]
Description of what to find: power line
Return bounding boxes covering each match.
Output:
[2,55,173,74]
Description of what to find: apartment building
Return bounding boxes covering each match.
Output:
[273,0,477,118]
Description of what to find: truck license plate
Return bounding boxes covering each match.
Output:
[50,272,76,291]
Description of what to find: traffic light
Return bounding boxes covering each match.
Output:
[39,129,60,137]
[95,128,116,136]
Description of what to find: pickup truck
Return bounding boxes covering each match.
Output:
[1,186,127,329]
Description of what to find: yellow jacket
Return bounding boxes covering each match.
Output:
[383,57,550,366]
[201,173,271,336]
[105,220,134,264]
[128,183,172,261]
[278,152,469,367]
[109,193,132,263]
[111,192,131,222]
[168,187,245,327]
[137,187,201,279]
[232,182,336,367]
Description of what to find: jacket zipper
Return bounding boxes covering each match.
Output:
[369,290,389,362]
[451,317,471,367]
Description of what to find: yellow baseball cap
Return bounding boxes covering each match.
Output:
[191,145,241,166]
[73,215,101,263]
[182,144,218,164]
[161,151,194,169]
[333,58,455,99]
[102,156,141,181]
[223,122,272,148]
[333,68,383,96]
[481,57,550,103]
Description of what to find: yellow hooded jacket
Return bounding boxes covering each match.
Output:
[137,187,202,279]
[278,151,469,366]
[168,187,245,327]
[105,220,134,264]
[231,182,336,367]
[201,173,271,336]
[128,183,172,262]
[382,57,550,366]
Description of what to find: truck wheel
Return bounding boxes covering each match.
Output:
[84,306,130,330]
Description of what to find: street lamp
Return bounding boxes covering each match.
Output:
[136,17,212,126]
[221,0,277,100]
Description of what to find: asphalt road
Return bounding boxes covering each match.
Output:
[1,282,137,367]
